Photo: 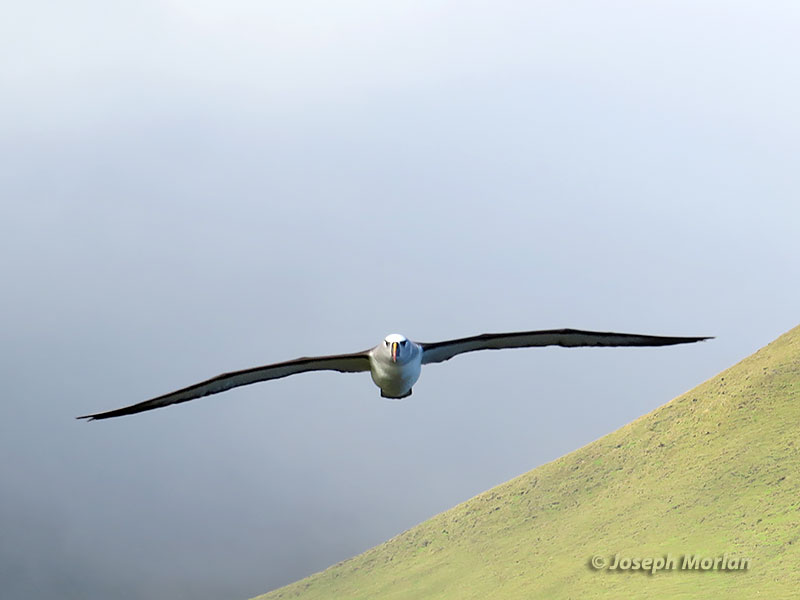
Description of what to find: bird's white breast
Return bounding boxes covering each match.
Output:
[369,347,422,398]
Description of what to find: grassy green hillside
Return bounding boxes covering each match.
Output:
[254,326,800,600]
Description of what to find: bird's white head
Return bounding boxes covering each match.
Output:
[384,333,408,363]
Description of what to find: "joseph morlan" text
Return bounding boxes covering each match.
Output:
[591,553,751,574]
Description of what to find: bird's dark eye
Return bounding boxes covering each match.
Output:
[401,340,407,345]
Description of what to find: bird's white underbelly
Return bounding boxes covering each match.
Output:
[370,357,422,397]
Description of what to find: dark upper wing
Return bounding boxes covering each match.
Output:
[78,351,372,420]
[419,328,712,365]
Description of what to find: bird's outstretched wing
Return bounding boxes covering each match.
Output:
[78,351,372,420]
[419,328,712,365]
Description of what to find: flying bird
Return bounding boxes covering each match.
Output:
[78,328,711,420]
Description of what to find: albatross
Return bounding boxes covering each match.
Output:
[78,328,711,420]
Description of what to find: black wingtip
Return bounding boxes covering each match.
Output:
[74,404,156,420]
[675,335,713,343]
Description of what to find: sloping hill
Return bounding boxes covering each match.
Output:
[254,326,800,600]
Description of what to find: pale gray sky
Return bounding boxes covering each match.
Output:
[2,2,799,599]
